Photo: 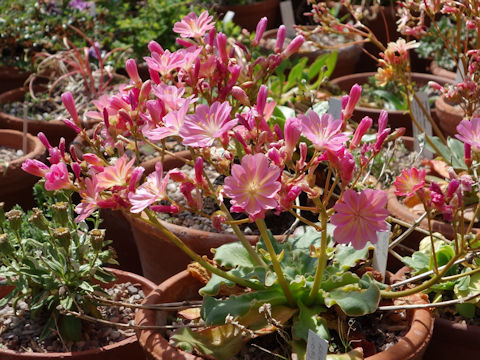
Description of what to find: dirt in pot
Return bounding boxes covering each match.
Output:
[0,282,144,353]
[0,146,24,165]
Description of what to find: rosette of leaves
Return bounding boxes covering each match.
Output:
[172,227,386,359]
[0,184,117,341]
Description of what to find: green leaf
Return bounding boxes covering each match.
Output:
[60,296,73,311]
[456,303,476,319]
[79,281,95,293]
[199,273,235,297]
[324,275,380,316]
[333,245,369,270]
[60,315,82,341]
[93,268,117,283]
[402,252,430,274]
[372,89,406,110]
[311,101,329,117]
[308,53,330,80]
[326,348,364,360]
[321,272,360,292]
[171,325,244,360]
[423,135,467,170]
[292,300,329,342]
[274,105,296,121]
[213,242,257,269]
[201,287,287,326]
[323,51,338,79]
[286,57,308,89]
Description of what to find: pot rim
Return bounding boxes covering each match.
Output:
[0,129,45,172]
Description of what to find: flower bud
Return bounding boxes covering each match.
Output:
[194,157,204,185]
[148,40,164,55]
[284,117,301,159]
[275,25,286,53]
[343,84,362,122]
[232,86,250,106]
[54,227,71,250]
[256,85,268,115]
[211,210,227,232]
[350,116,372,149]
[0,234,14,256]
[281,35,304,59]
[61,91,79,124]
[89,229,105,251]
[52,202,69,226]
[22,159,49,177]
[6,210,22,231]
[29,208,49,231]
[37,132,52,150]
[126,59,142,86]
[253,17,267,46]
[216,32,228,64]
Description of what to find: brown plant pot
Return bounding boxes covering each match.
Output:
[0,67,30,95]
[423,317,480,359]
[0,267,156,360]
[261,27,363,79]
[0,129,46,210]
[330,72,454,136]
[429,61,456,81]
[434,94,465,137]
[135,269,434,360]
[215,0,281,32]
[0,87,78,145]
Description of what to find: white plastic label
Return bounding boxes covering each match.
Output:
[328,97,342,120]
[373,223,391,280]
[223,10,235,24]
[411,91,433,159]
[280,1,296,38]
[306,330,328,360]
[455,60,466,84]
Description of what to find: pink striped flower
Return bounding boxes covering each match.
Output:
[394,167,426,198]
[96,155,135,189]
[45,162,71,191]
[143,100,191,141]
[180,101,237,147]
[22,159,49,177]
[129,162,170,213]
[331,189,389,250]
[456,117,480,152]
[224,153,281,220]
[173,11,214,39]
[75,176,103,222]
[298,111,348,152]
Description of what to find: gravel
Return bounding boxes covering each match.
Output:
[0,146,24,165]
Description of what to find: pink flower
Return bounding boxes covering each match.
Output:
[143,100,191,141]
[456,117,480,152]
[284,117,302,160]
[298,111,348,152]
[129,162,170,213]
[331,189,389,250]
[173,11,214,38]
[22,159,49,177]
[45,162,71,191]
[75,176,103,222]
[180,101,237,147]
[394,168,426,198]
[96,155,135,189]
[224,153,281,220]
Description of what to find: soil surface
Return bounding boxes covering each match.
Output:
[0,146,24,165]
[0,281,145,353]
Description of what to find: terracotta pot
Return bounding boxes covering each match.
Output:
[429,61,456,81]
[0,267,156,360]
[0,67,30,95]
[423,317,480,359]
[135,269,434,360]
[434,94,468,137]
[0,129,46,210]
[261,27,363,79]
[330,72,454,136]
[215,0,281,32]
[0,87,78,145]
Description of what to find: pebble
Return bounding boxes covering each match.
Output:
[0,146,24,164]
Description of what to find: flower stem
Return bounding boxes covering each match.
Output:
[255,219,295,306]
[306,199,328,305]
[143,209,265,290]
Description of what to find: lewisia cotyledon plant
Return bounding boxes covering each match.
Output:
[20,11,435,358]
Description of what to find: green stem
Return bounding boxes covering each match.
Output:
[143,210,264,291]
[306,199,328,305]
[255,219,295,306]
[381,254,459,299]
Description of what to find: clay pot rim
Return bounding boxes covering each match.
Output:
[331,72,454,115]
[0,267,156,358]
[135,269,434,360]
[434,93,463,114]
[0,129,45,171]
[216,0,280,11]
[430,61,456,81]
[0,87,69,127]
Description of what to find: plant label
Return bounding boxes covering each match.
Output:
[223,11,235,25]
[280,1,296,38]
[328,97,342,120]
[455,60,466,84]
[373,223,391,280]
[412,91,433,159]
[307,330,328,360]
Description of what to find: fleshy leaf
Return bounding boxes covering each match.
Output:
[326,348,364,360]
[333,245,369,270]
[213,242,257,269]
[292,300,329,342]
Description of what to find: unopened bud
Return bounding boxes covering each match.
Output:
[0,234,14,256]
[89,229,105,251]
[29,208,49,231]
[6,210,22,231]
[54,227,71,250]
[52,202,69,226]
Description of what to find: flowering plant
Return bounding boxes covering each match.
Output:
[22,11,477,358]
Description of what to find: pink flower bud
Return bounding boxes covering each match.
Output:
[69,145,79,163]
[274,124,283,140]
[169,169,186,182]
[216,32,228,64]
[62,119,81,133]
[341,95,349,110]
[268,147,282,166]
[128,167,145,193]
[340,152,356,184]
[350,116,372,149]
[59,138,65,157]
[176,38,194,48]
[228,64,241,87]
[194,157,204,184]
[256,85,268,115]
[21,159,49,177]
[275,25,286,53]
[343,84,362,122]
[48,147,61,165]
[83,153,103,167]
[151,205,180,214]
[429,81,444,92]
[378,110,388,134]
[281,35,304,59]
[253,17,267,46]
[148,67,161,84]
[446,179,460,199]
[374,128,391,153]
[212,211,227,232]
[232,86,250,106]
[139,80,152,103]
[466,20,476,30]
[126,59,142,85]
[61,91,79,124]
[284,117,302,159]
[207,28,216,47]
[297,142,307,170]
[72,162,81,179]
[148,40,164,55]
[37,132,52,150]
[465,143,472,167]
